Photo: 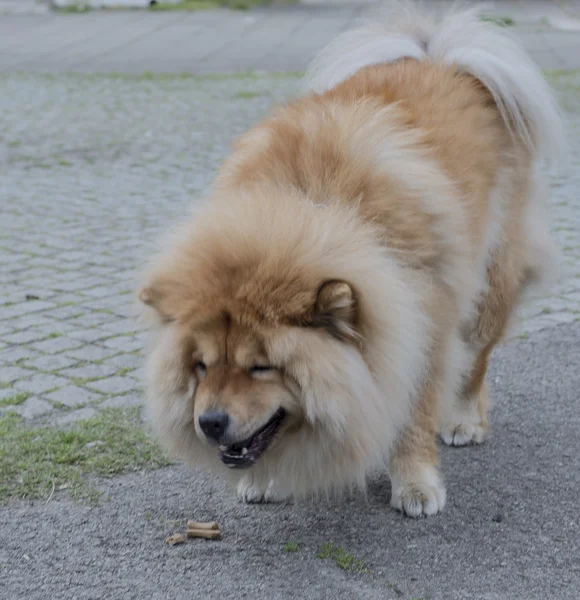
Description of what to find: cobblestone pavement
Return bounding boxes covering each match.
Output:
[1,4,580,73]
[1,72,579,424]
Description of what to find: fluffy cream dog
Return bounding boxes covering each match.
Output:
[139,2,563,516]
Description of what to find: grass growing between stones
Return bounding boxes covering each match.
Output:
[0,392,30,407]
[0,407,171,505]
[316,543,370,574]
[479,15,515,27]
[150,0,266,11]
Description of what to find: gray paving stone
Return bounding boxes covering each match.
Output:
[12,397,53,419]
[64,346,117,363]
[1,329,54,345]
[0,300,56,320]
[59,363,119,381]
[0,346,42,364]
[67,329,108,343]
[53,407,97,426]
[30,336,84,354]
[22,354,80,372]
[102,353,141,370]
[99,394,144,409]
[101,336,143,353]
[7,314,59,331]
[86,376,140,395]
[45,386,102,408]
[66,313,117,328]
[43,306,87,320]
[0,366,35,384]
[13,374,70,395]
[99,320,141,337]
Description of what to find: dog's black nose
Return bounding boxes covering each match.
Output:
[198,411,230,443]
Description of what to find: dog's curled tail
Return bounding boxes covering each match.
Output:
[306,1,565,161]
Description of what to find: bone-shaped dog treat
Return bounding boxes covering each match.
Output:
[165,533,185,545]
[186,528,221,540]
[186,520,219,531]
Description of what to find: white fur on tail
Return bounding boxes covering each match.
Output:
[306,1,565,161]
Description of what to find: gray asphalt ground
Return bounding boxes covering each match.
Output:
[2,322,579,600]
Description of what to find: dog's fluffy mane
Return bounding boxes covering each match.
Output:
[142,186,430,496]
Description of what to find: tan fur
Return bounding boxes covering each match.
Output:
[139,55,557,514]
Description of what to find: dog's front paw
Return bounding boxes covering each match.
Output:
[440,422,487,446]
[237,477,287,504]
[390,465,446,518]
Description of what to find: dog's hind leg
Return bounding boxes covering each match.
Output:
[439,334,493,447]
[440,246,523,447]
[440,169,557,447]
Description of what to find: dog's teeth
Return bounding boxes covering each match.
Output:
[219,445,227,451]
[241,448,248,455]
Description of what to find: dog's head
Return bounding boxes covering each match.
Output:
[140,277,358,468]
[139,192,427,495]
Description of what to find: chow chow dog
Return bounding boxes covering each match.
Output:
[139,2,563,517]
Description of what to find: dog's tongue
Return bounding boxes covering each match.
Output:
[218,408,286,469]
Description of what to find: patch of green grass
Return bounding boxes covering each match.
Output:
[0,382,13,389]
[234,91,263,100]
[541,307,552,314]
[70,376,103,386]
[284,542,299,553]
[0,392,30,407]
[0,407,171,504]
[518,332,530,339]
[7,140,21,148]
[150,0,265,11]
[316,543,370,574]
[50,401,69,410]
[150,0,220,9]
[58,70,303,83]
[58,159,72,167]
[55,3,91,13]
[479,15,515,27]
[116,367,135,377]
[45,332,62,339]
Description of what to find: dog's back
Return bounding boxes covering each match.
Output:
[141,2,564,516]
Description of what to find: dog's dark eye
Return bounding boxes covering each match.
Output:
[249,365,273,375]
[194,361,207,373]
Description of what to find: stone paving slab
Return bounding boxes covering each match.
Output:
[1,3,580,73]
[1,71,579,424]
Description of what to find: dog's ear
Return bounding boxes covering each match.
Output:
[138,279,186,323]
[311,280,359,343]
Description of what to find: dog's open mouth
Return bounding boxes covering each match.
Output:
[219,408,286,469]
